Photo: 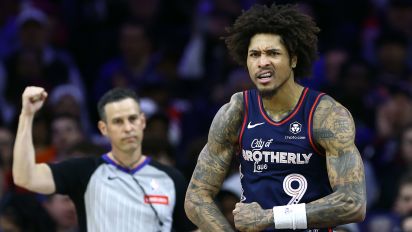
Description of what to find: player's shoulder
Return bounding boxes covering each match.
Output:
[316,94,349,114]
[317,94,339,108]
[313,93,354,127]
[224,91,246,114]
[227,91,244,108]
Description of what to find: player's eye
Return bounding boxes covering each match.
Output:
[249,52,259,57]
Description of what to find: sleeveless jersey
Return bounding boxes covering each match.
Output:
[238,88,333,232]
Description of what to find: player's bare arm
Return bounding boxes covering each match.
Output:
[185,92,244,232]
[232,202,274,232]
[307,95,366,227]
[13,86,56,194]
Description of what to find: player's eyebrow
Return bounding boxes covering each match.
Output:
[248,48,282,53]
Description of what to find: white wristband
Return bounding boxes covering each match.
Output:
[273,203,307,230]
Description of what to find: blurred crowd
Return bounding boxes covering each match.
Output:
[0,0,412,231]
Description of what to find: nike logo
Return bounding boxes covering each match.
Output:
[108,176,119,180]
[247,122,265,129]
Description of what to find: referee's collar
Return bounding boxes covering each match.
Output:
[102,153,151,174]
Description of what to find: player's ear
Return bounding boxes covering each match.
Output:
[98,120,108,136]
[291,55,297,68]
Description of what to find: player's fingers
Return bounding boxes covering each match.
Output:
[233,207,238,214]
[235,202,244,208]
[233,202,244,214]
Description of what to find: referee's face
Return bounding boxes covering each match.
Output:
[98,98,146,154]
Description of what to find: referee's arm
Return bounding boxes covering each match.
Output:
[12,86,56,194]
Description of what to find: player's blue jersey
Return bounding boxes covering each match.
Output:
[238,88,333,232]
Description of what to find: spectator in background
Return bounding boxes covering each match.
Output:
[394,174,412,217]
[142,112,186,167]
[0,192,56,232]
[0,126,14,196]
[374,31,411,87]
[36,113,86,163]
[126,0,161,28]
[31,108,54,161]
[93,21,164,103]
[43,194,78,232]
[65,140,107,158]
[48,84,94,139]
[372,90,412,168]
[1,6,85,125]
[144,112,170,144]
[50,114,86,161]
[365,213,399,232]
[384,0,412,68]
[333,58,375,132]
[0,0,19,59]
[376,124,412,211]
[210,68,254,108]
[301,46,349,91]
[142,137,176,167]
[402,212,412,232]
[178,0,240,85]
[365,172,412,231]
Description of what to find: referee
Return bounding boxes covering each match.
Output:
[12,86,196,232]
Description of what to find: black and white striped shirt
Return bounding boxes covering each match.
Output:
[49,154,195,232]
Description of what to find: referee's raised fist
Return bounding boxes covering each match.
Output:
[21,86,48,115]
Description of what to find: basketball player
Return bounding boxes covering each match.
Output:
[185,3,366,232]
[13,86,195,231]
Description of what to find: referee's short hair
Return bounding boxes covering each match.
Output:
[97,88,139,121]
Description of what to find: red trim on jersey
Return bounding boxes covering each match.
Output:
[328,228,333,232]
[308,92,326,156]
[238,90,249,151]
[258,88,309,126]
[144,195,169,205]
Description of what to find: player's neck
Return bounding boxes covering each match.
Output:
[109,150,145,170]
[262,82,304,112]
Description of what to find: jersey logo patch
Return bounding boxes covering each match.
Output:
[144,195,169,205]
[289,121,302,134]
[247,121,265,129]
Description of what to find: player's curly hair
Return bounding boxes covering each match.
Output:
[224,3,320,79]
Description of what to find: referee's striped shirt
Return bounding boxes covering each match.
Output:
[49,154,195,232]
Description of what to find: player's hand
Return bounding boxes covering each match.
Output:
[233,202,273,232]
[21,86,48,116]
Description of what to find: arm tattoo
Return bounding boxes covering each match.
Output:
[308,96,366,228]
[185,93,244,231]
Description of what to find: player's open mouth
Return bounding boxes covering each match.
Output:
[256,71,273,83]
[257,71,273,79]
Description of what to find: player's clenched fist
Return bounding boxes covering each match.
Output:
[233,202,273,232]
[21,86,48,116]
